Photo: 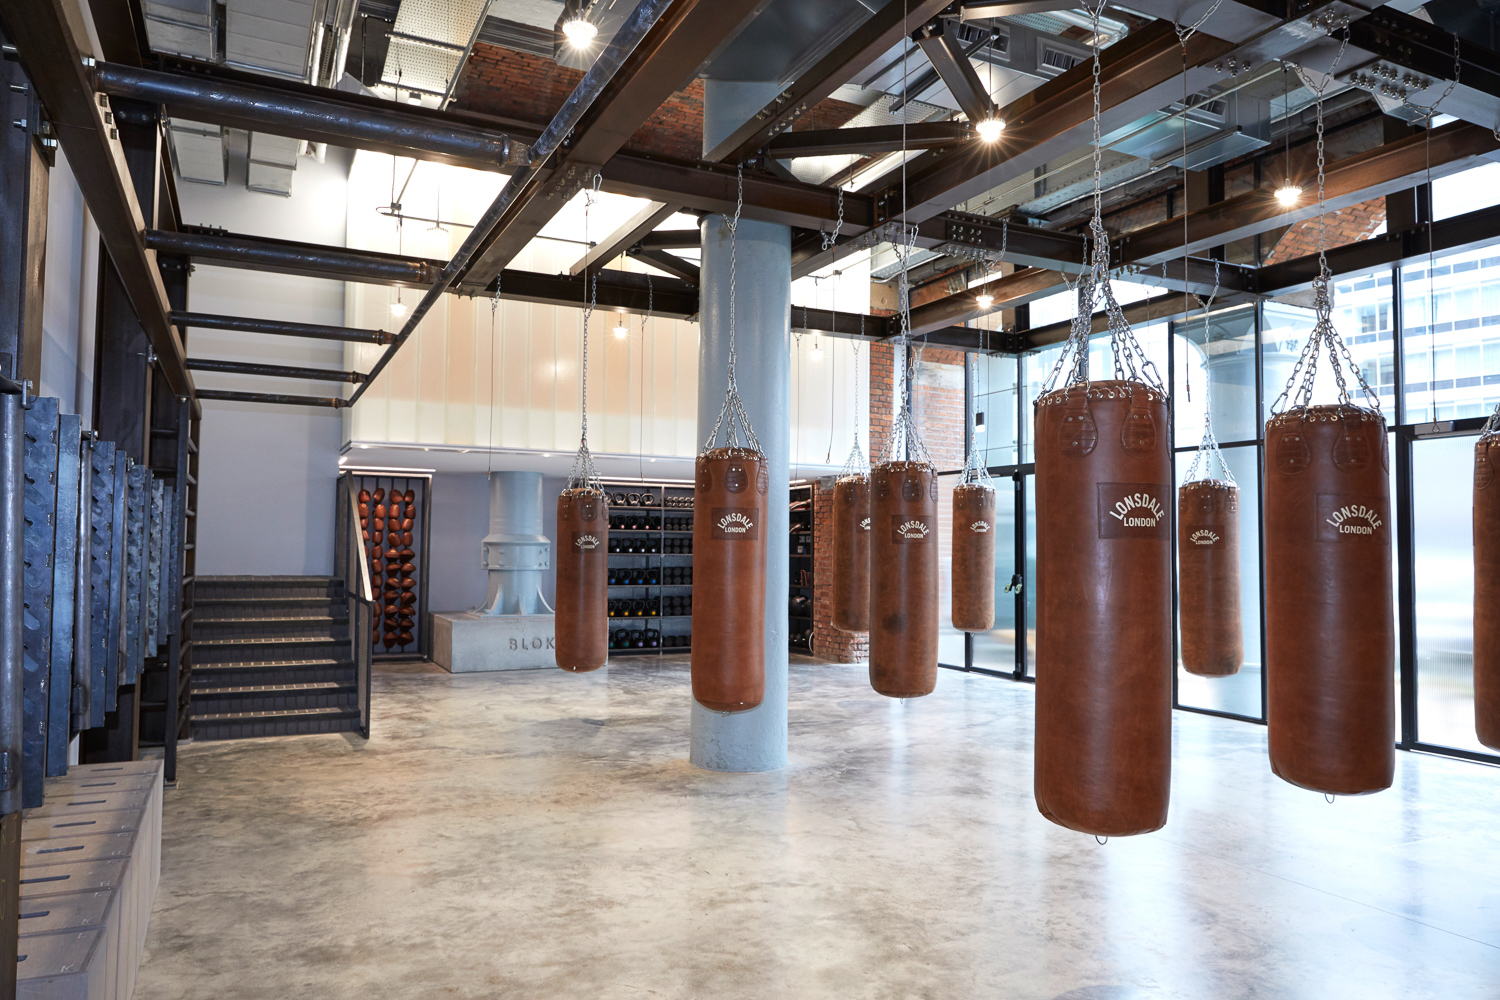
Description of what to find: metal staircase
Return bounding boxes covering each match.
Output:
[189,576,361,740]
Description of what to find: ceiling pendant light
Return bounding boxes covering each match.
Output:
[810,336,824,360]
[562,17,597,46]
[612,322,629,339]
[975,291,995,309]
[1273,62,1298,208]
[1274,183,1302,206]
[390,298,408,319]
[975,116,1006,143]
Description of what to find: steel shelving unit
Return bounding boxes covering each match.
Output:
[601,480,695,655]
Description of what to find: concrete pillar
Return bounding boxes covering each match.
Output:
[691,80,791,772]
[480,471,551,616]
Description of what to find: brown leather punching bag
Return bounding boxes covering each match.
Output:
[1265,405,1394,795]
[692,447,768,712]
[952,483,996,633]
[1034,381,1172,837]
[869,461,938,697]
[555,488,609,672]
[1178,480,1243,676]
[831,475,870,632]
[1475,435,1500,750]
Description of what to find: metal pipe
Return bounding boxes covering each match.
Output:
[145,229,441,286]
[196,389,346,408]
[348,0,676,407]
[90,62,528,168]
[0,393,24,817]
[170,311,392,345]
[185,358,366,383]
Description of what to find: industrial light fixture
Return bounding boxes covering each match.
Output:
[976,292,995,309]
[390,299,408,319]
[562,17,597,46]
[975,411,986,433]
[1274,183,1302,207]
[976,116,1006,143]
[810,337,824,360]
[612,322,629,339]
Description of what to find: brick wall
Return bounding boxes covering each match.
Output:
[867,342,896,463]
[455,44,860,161]
[1264,196,1387,264]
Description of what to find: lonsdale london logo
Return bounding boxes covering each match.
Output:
[1109,493,1165,528]
[970,520,992,533]
[573,533,600,551]
[859,517,871,531]
[896,519,930,540]
[1189,529,1219,546]
[716,512,755,534]
[1326,503,1383,536]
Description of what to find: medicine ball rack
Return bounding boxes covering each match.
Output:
[347,471,432,660]
[789,485,814,653]
[602,480,695,654]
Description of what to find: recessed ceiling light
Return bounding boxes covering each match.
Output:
[976,117,1006,143]
[562,18,597,46]
[1275,184,1302,207]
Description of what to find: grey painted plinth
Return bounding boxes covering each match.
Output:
[433,612,557,672]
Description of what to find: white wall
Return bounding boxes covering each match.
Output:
[177,136,352,576]
[39,150,99,423]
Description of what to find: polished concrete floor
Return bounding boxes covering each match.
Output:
[135,656,1500,1000]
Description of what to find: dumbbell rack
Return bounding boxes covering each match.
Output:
[602,480,695,655]
[789,484,814,653]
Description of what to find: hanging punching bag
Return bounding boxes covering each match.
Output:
[1178,480,1243,676]
[869,461,938,697]
[952,483,996,633]
[556,488,609,672]
[1477,431,1500,750]
[831,474,870,632]
[1034,381,1172,837]
[692,447,768,712]
[1476,434,1500,746]
[1265,405,1394,794]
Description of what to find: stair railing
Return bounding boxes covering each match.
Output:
[337,474,373,738]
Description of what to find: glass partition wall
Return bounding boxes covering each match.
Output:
[948,214,1500,767]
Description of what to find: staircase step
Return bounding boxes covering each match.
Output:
[190,658,357,688]
[190,706,360,741]
[195,576,343,602]
[191,681,357,714]
[193,635,350,665]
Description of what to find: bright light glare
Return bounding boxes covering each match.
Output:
[1275,184,1302,207]
[810,343,824,360]
[975,117,1006,143]
[390,300,408,319]
[976,292,995,309]
[612,324,629,339]
[562,18,597,46]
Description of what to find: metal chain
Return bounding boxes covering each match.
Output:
[878,225,934,468]
[840,340,869,477]
[1041,1,1166,402]
[703,164,764,455]
[1173,0,1226,45]
[1273,31,1381,416]
[821,187,845,252]
[1484,400,1500,442]
[568,174,605,491]
[960,351,994,486]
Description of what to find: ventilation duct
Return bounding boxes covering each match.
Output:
[167,119,227,185]
[380,0,492,105]
[142,0,215,60]
[247,133,301,196]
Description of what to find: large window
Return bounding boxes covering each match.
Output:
[1400,246,1500,423]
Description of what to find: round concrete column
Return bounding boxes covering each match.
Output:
[691,80,791,772]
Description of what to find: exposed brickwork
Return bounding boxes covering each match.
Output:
[867,342,895,463]
[913,348,966,472]
[810,478,868,664]
[1264,196,1387,264]
[455,44,861,161]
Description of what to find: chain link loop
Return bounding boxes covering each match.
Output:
[703,163,764,456]
[568,174,606,492]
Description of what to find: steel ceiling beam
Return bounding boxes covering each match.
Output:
[1119,120,1500,264]
[2,0,193,396]
[637,230,701,250]
[169,311,393,345]
[912,20,994,124]
[632,247,700,285]
[186,358,366,383]
[91,61,529,169]
[145,228,444,286]
[909,266,1069,335]
[702,0,953,164]
[766,122,972,160]
[454,0,768,289]
[569,201,677,276]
